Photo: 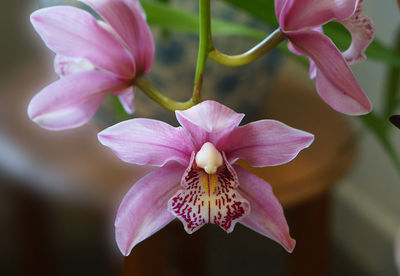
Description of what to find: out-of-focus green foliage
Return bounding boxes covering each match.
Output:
[141,0,400,68]
[143,1,265,39]
[360,30,400,173]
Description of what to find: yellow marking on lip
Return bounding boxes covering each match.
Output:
[209,174,217,195]
[201,173,209,195]
[201,172,217,196]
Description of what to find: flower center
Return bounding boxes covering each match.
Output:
[168,149,250,234]
[195,142,223,175]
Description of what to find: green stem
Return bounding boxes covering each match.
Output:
[209,28,286,67]
[135,76,195,111]
[193,0,213,104]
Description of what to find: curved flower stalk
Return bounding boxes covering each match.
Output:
[98,100,314,256]
[28,0,154,130]
[276,0,374,115]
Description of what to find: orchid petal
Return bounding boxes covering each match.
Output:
[315,69,371,114]
[280,0,357,30]
[122,0,147,19]
[219,120,314,167]
[115,163,185,256]
[308,58,318,79]
[287,30,372,114]
[28,71,128,131]
[288,41,317,79]
[116,86,136,114]
[80,0,154,74]
[54,55,95,77]
[274,0,287,23]
[98,118,195,166]
[169,153,250,233]
[112,0,148,25]
[176,101,244,148]
[176,101,244,133]
[31,6,134,78]
[289,26,322,79]
[234,166,295,253]
[339,0,375,64]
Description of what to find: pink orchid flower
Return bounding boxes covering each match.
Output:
[276,0,374,115]
[98,100,314,255]
[28,0,154,130]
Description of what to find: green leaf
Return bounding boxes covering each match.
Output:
[111,96,131,121]
[218,0,277,26]
[142,0,265,39]
[142,1,198,33]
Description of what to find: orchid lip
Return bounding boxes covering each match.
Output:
[168,151,250,234]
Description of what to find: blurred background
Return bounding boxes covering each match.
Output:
[0,0,400,275]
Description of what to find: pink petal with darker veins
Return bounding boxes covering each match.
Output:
[122,0,147,19]
[235,165,296,253]
[287,26,322,79]
[98,118,195,166]
[279,0,357,31]
[219,120,314,167]
[31,6,134,78]
[80,0,154,74]
[115,162,185,256]
[274,0,287,23]
[287,30,372,115]
[176,101,244,149]
[28,70,129,131]
[288,42,317,79]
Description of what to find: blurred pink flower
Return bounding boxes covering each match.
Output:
[28,0,154,130]
[276,0,374,115]
[98,100,314,256]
